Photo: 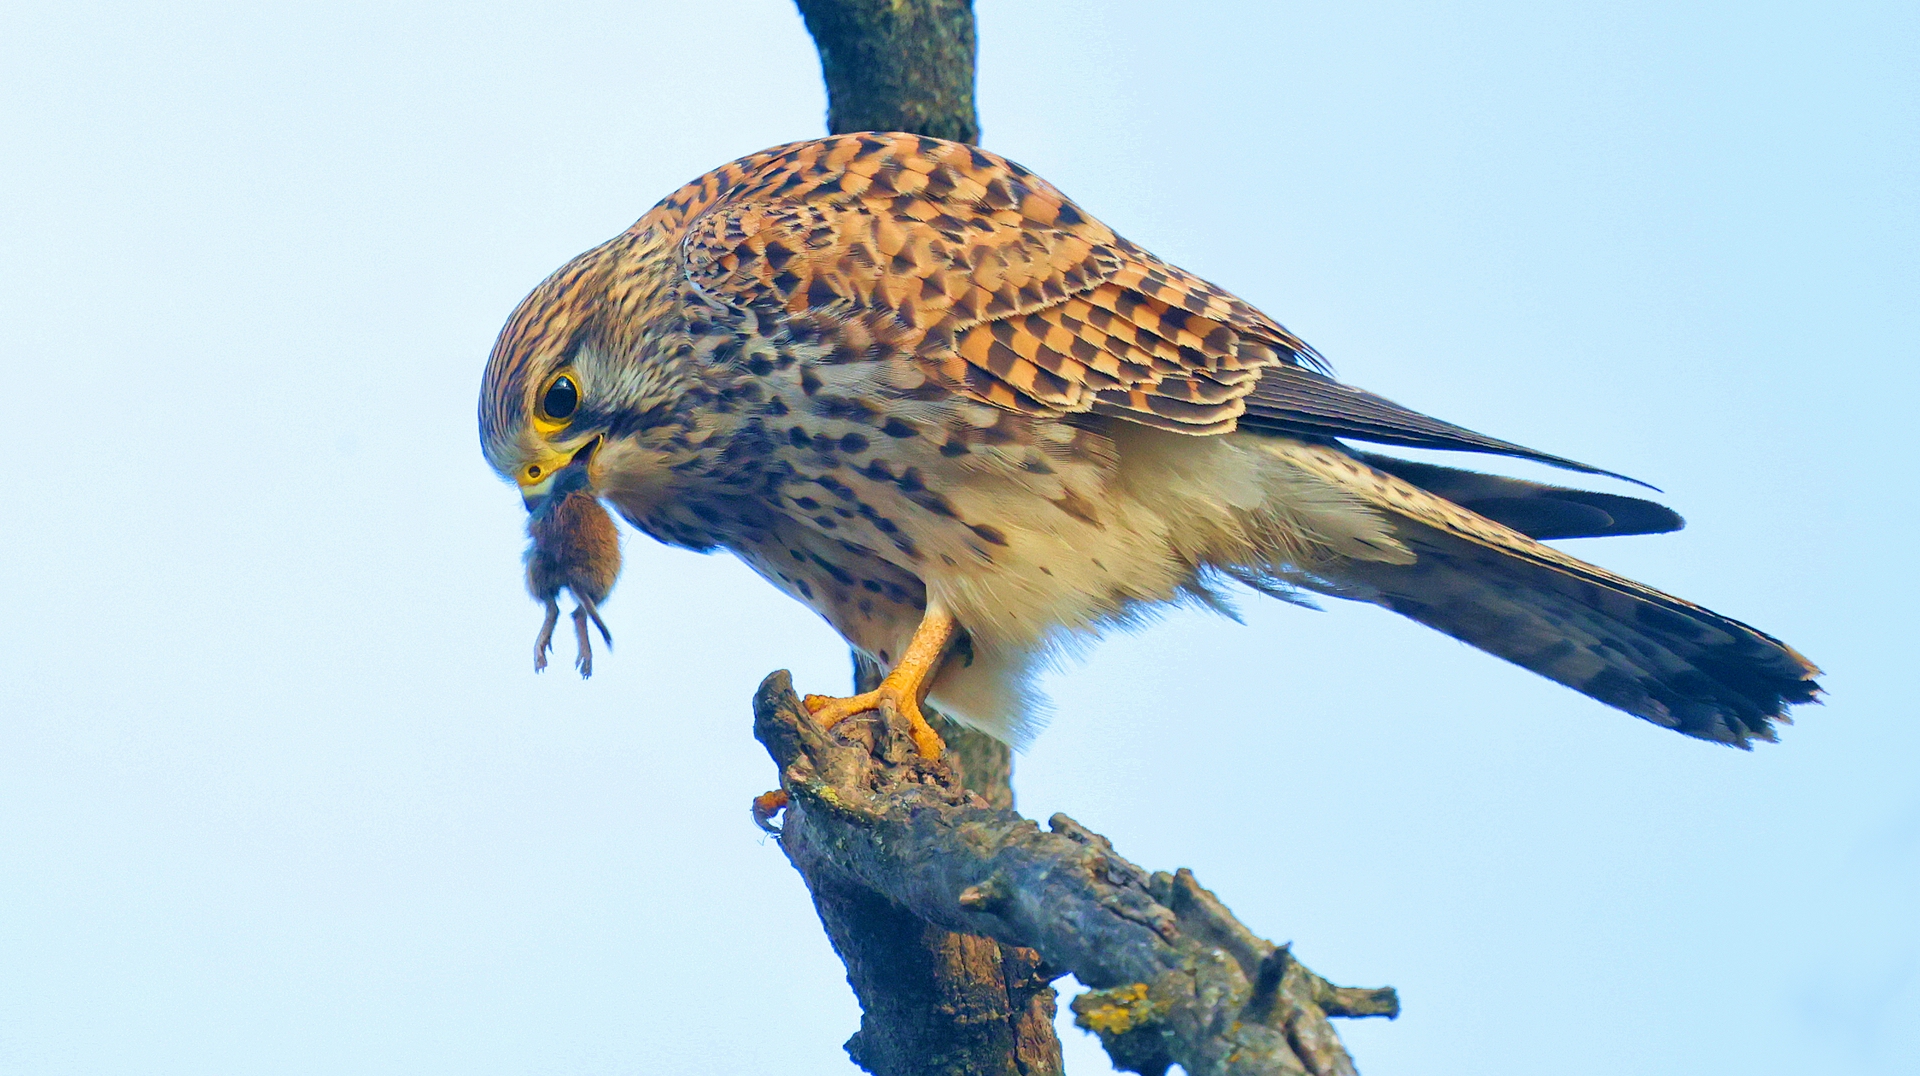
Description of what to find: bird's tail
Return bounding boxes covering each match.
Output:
[1273,444,1821,746]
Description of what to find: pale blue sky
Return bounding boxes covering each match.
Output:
[2,2,1914,1073]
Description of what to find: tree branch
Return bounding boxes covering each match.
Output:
[754,672,1396,1076]
[785,655,1058,1075]
[794,0,980,142]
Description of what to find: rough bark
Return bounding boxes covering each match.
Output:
[755,672,1397,1076]
[794,0,980,143]
[817,655,1060,1075]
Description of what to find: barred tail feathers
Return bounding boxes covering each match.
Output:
[1270,443,1821,746]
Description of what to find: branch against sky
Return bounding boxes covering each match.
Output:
[754,674,1397,1076]
[793,0,979,143]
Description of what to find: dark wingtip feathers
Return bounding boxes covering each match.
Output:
[1244,365,1662,490]
[1352,452,1684,541]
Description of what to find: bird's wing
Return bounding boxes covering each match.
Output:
[1348,452,1682,539]
[678,133,1618,477]
[1243,366,1647,484]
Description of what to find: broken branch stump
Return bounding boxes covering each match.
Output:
[751,671,1396,1076]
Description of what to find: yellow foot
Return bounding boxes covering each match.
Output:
[803,685,948,761]
[802,599,959,761]
[751,788,789,833]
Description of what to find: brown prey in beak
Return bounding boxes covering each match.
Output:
[523,447,621,677]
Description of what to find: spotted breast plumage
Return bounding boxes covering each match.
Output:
[479,132,1819,755]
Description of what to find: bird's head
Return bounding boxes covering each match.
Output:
[482,349,605,515]
[478,244,693,519]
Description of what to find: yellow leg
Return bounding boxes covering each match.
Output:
[804,600,958,760]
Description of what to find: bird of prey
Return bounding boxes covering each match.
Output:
[479,133,1819,757]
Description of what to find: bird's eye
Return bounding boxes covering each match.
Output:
[540,373,580,422]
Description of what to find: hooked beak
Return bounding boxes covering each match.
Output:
[521,436,601,514]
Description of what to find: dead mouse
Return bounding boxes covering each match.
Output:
[524,482,620,677]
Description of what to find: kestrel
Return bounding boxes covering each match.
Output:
[480,133,1819,756]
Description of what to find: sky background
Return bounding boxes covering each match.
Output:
[2,1,1915,1073]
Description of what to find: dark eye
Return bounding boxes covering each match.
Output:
[541,374,579,421]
